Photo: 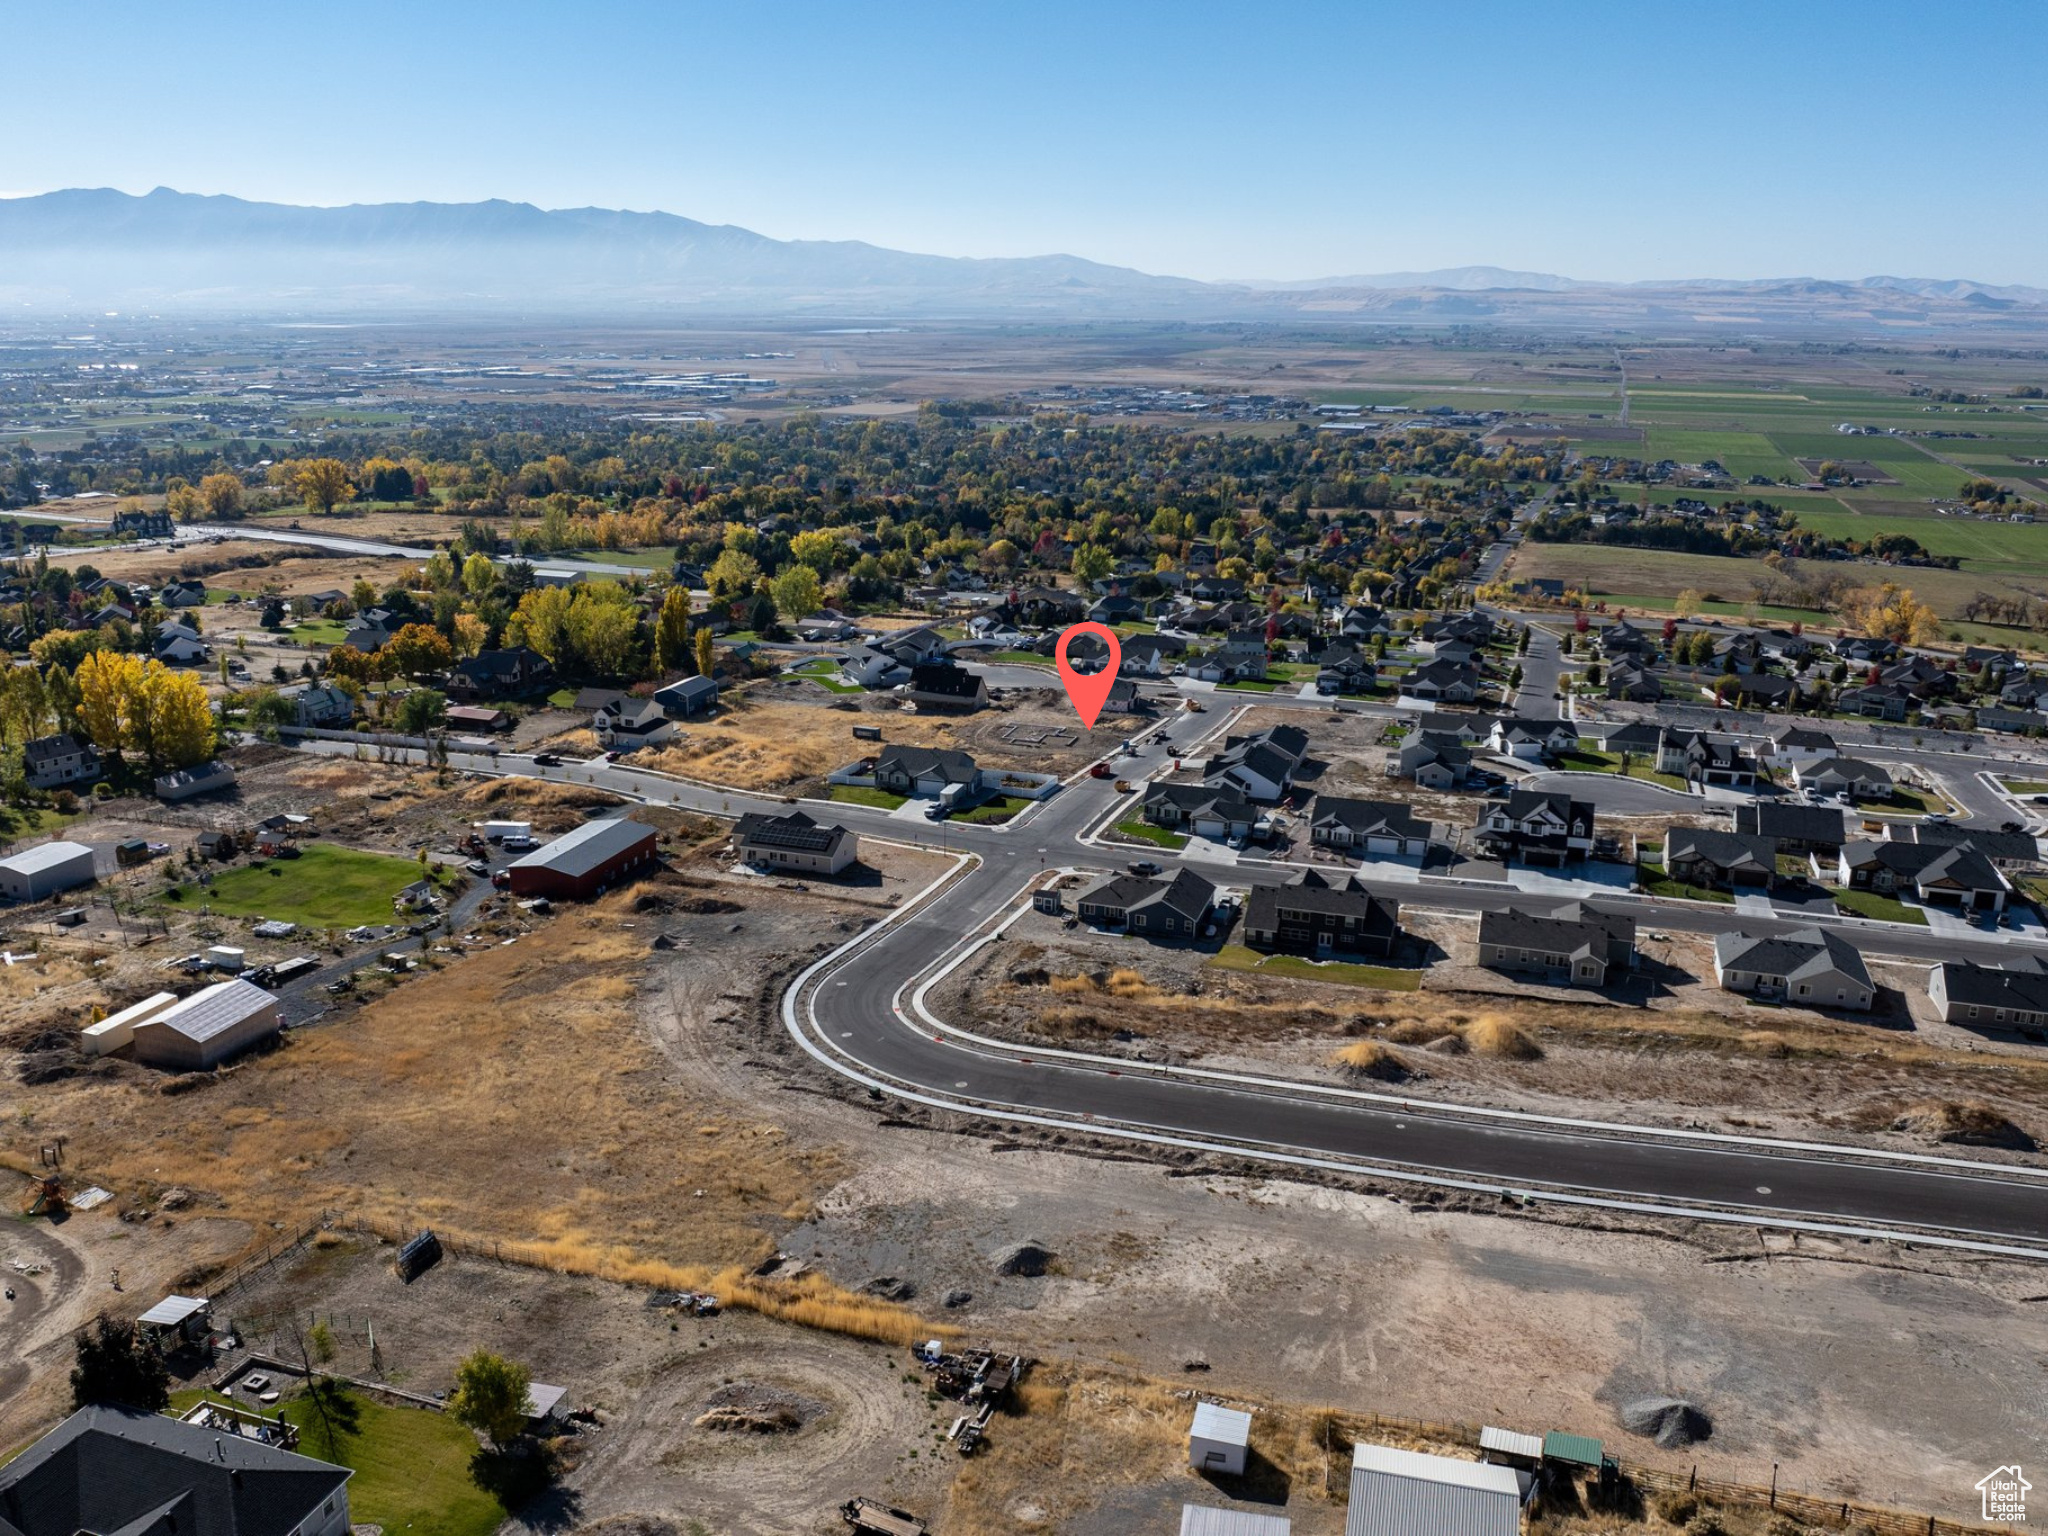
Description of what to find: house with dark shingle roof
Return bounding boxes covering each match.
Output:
[1731,801,1846,855]
[1243,870,1400,958]
[1838,838,2010,913]
[1473,790,1593,867]
[1929,956,2048,1032]
[1076,868,1216,938]
[1478,904,1635,987]
[1664,827,1778,889]
[1309,798,1432,857]
[0,1403,352,1536]
[874,744,982,796]
[1204,725,1309,803]
[1142,783,1261,842]
[1714,928,1873,1010]
[1795,757,1892,800]
[904,663,988,710]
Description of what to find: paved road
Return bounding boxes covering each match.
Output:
[1519,771,1691,815]
[279,692,2048,1251]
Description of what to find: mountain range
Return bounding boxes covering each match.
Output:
[2,187,2044,332]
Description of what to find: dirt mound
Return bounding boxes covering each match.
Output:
[1621,1396,1713,1447]
[860,1275,916,1301]
[674,896,745,916]
[693,1381,826,1435]
[993,1239,1057,1277]
[1892,1099,2035,1150]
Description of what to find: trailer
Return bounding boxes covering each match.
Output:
[840,1499,927,1536]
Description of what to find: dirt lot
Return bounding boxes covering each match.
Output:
[213,1238,957,1536]
[630,685,1109,794]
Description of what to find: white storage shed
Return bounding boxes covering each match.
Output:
[1189,1401,1253,1477]
[81,991,178,1057]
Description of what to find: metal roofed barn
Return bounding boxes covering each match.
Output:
[1181,1506,1291,1535]
[506,816,659,899]
[129,978,283,1070]
[1345,1443,1529,1536]
[0,840,97,903]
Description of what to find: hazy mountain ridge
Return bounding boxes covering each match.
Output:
[0,188,2042,328]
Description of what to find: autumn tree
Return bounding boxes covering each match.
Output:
[461,552,497,598]
[384,623,454,680]
[770,563,823,621]
[164,479,204,523]
[198,471,246,519]
[694,626,716,680]
[292,458,355,516]
[450,613,488,660]
[654,587,693,674]
[75,650,140,760]
[449,1349,531,1448]
[1839,582,1941,645]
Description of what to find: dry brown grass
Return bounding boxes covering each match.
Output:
[1330,1040,1409,1081]
[12,888,846,1279]
[1463,1014,1544,1061]
[1049,968,1159,1001]
[640,695,977,791]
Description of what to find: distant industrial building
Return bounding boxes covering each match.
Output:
[506,816,659,899]
[0,840,97,903]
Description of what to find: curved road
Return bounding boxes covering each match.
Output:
[284,683,2048,1254]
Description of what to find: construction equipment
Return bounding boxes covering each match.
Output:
[917,1344,1028,1406]
[948,1402,994,1455]
[840,1499,927,1536]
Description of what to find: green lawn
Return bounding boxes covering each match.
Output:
[1830,887,1930,925]
[1217,679,1279,693]
[828,785,908,810]
[790,659,864,693]
[952,795,1026,824]
[1553,748,1689,791]
[554,546,673,570]
[1115,818,1190,850]
[158,842,450,929]
[1854,784,1953,817]
[0,804,85,847]
[1999,777,2048,796]
[1635,868,1736,904]
[1207,944,1421,991]
[545,687,580,708]
[983,649,1052,666]
[290,620,351,647]
[171,1387,507,1536]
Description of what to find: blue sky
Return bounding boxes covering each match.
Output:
[5,0,2045,285]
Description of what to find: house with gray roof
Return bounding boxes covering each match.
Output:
[1143,783,1260,843]
[1929,957,2048,1033]
[1664,827,1778,889]
[1478,904,1635,987]
[1838,838,2010,913]
[0,1403,351,1536]
[874,744,982,796]
[1243,869,1400,958]
[1714,928,1874,1010]
[1075,868,1216,939]
[1309,797,1432,857]
[1204,724,1309,803]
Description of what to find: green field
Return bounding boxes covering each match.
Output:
[290,619,351,647]
[159,842,450,929]
[952,794,1027,824]
[171,1388,507,1536]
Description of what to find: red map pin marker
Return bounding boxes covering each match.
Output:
[1054,621,1123,729]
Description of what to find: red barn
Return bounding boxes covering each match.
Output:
[505,816,659,899]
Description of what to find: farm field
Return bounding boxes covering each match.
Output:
[1503,542,2048,645]
[1792,504,2048,570]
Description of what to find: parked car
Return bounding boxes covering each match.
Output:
[532,752,562,766]
[465,859,491,876]
[1128,859,1162,876]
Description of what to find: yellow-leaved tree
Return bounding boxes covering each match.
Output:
[1839,582,1941,646]
[74,650,213,771]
